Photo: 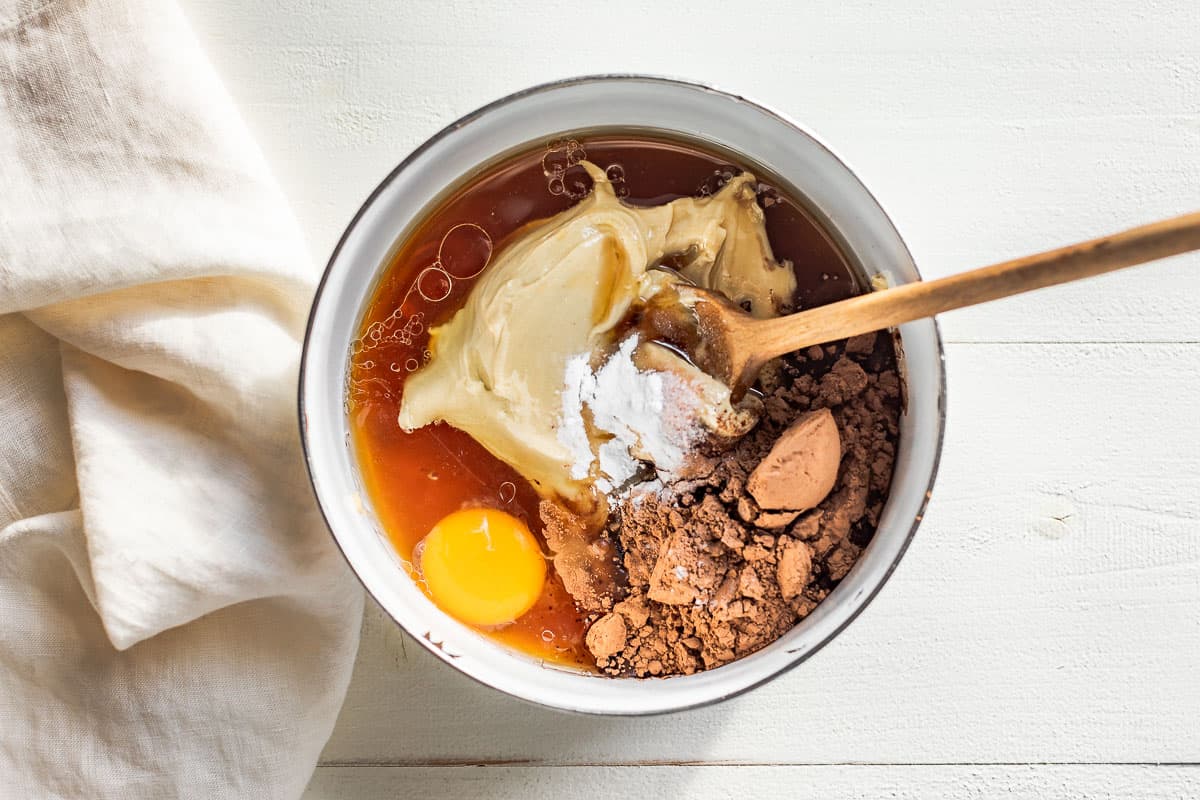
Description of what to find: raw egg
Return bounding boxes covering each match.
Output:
[418,508,546,626]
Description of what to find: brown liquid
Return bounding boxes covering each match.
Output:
[348,133,862,668]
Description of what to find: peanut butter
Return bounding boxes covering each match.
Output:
[397,162,795,505]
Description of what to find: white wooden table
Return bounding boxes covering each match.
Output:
[180,2,1200,796]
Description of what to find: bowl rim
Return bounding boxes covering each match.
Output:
[299,73,947,715]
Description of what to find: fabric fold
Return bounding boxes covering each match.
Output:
[0,0,363,797]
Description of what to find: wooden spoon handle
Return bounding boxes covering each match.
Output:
[754,210,1200,358]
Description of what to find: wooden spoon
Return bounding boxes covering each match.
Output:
[684,211,1200,396]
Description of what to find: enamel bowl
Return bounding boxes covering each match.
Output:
[300,75,945,715]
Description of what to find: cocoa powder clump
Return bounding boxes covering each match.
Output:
[588,332,902,677]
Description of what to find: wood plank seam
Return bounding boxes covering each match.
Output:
[316,761,1200,768]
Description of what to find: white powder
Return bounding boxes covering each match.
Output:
[597,438,637,492]
[558,337,699,493]
[559,354,594,481]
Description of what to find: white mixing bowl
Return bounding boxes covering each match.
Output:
[300,75,945,715]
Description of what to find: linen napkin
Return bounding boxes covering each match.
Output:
[0,0,364,797]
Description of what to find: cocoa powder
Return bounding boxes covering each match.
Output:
[587,331,902,677]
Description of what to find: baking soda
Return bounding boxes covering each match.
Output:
[559,337,698,492]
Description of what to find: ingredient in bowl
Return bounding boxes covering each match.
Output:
[745,407,841,512]
[418,508,547,626]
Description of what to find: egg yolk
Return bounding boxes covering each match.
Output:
[418,508,547,627]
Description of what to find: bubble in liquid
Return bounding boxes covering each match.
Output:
[498,481,517,504]
[697,164,742,197]
[543,139,588,196]
[540,629,555,643]
[542,139,584,175]
[542,150,571,178]
[416,265,453,302]
[438,223,493,280]
[560,163,593,199]
[350,218,496,390]
[605,163,629,197]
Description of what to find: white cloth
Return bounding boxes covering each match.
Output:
[0,1,364,797]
